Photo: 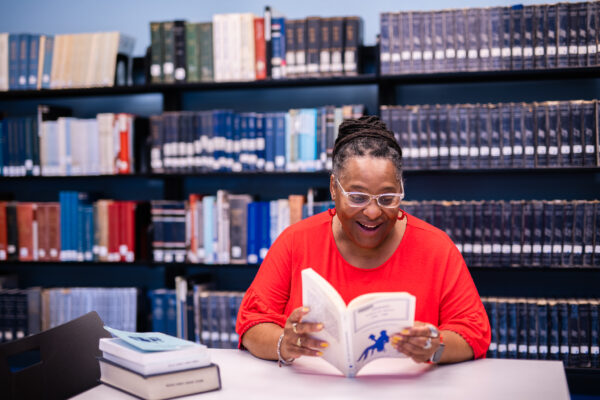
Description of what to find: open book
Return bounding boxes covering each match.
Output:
[301,268,416,377]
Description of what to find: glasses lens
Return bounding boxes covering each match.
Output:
[378,195,401,208]
[347,193,371,206]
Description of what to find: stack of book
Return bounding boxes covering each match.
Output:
[98,330,221,399]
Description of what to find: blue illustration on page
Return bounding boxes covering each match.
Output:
[104,326,196,352]
[357,330,390,362]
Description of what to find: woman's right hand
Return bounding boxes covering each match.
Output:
[280,306,329,361]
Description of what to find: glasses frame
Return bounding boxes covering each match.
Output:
[334,177,405,209]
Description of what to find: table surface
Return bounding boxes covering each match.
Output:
[71,348,571,400]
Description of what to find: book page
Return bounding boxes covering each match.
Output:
[348,293,416,375]
[301,268,348,376]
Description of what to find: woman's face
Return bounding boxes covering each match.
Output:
[330,156,402,251]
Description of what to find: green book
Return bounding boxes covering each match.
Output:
[162,21,175,83]
[149,22,164,83]
[186,23,200,82]
[198,22,213,82]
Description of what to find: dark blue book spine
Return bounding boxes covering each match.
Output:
[427,106,440,169]
[568,300,579,367]
[443,10,456,72]
[380,13,391,75]
[527,299,538,359]
[492,201,503,265]
[572,201,584,267]
[497,300,508,358]
[535,102,548,167]
[490,7,503,71]
[538,300,549,360]
[582,101,596,167]
[466,8,480,72]
[579,300,590,367]
[517,299,528,359]
[490,105,502,168]
[558,101,571,167]
[418,105,430,169]
[422,12,433,73]
[547,102,560,167]
[17,34,30,90]
[149,290,167,333]
[461,201,474,267]
[533,5,547,69]
[271,17,286,79]
[542,201,554,267]
[14,290,27,340]
[508,300,518,358]
[264,113,275,172]
[500,103,511,168]
[487,298,499,358]
[501,200,512,266]
[510,200,523,267]
[591,300,599,368]
[523,103,535,168]
[559,300,570,365]
[576,3,587,68]
[583,201,594,267]
[247,112,257,172]
[557,3,569,68]
[523,6,534,70]
[452,201,464,256]
[27,34,40,90]
[454,9,467,72]
[8,35,19,90]
[467,105,479,169]
[587,2,598,67]
[552,201,564,267]
[501,7,512,70]
[571,101,584,167]
[532,200,543,267]
[390,13,402,75]
[522,201,533,267]
[479,8,491,71]
[471,201,483,267]
[567,3,579,68]
[511,103,525,168]
[233,114,242,172]
[478,104,491,169]
[546,5,558,69]
[41,35,53,89]
[166,290,177,337]
[458,106,469,169]
[438,105,450,169]
[549,300,560,360]
[408,106,420,170]
[400,12,412,73]
[562,201,575,267]
[432,11,445,72]
[595,201,600,267]
[255,113,266,171]
[448,105,460,169]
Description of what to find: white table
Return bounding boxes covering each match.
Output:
[71,348,570,400]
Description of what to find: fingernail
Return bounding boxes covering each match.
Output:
[302,307,310,312]
[317,351,323,357]
[400,329,410,335]
[391,336,400,344]
[320,342,329,348]
[316,323,323,330]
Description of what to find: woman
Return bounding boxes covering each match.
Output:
[236,116,490,367]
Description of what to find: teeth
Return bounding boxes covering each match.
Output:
[360,222,378,229]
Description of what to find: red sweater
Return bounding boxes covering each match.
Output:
[236,210,491,359]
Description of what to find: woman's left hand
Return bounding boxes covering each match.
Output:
[391,321,441,363]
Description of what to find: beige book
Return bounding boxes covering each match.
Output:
[97,113,115,174]
[95,200,112,261]
[0,33,7,91]
[85,32,101,87]
[49,34,63,88]
[62,34,74,88]
[36,35,45,89]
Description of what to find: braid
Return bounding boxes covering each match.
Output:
[332,116,403,182]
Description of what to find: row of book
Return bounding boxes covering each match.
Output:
[0,32,135,91]
[380,1,600,75]
[0,196,150,263]
[482,297,599,368]
[150,105,364,174]
[0,111,136,177]
[150,282,245,350]
[150,13,363,84]
[151,192,308,265]
[0,287,137,343]
[405,199,600,268]
[380,100,600,170]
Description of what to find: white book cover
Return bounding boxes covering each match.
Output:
[301,268,415,377]
[212,14,225,82]
[87,119,100,175]
[240,13,256,81]
[0,33,9,91]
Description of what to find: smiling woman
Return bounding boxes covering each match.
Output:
[236,116,491,369]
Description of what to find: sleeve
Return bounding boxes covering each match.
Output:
[438,247,491,359]
[235,228,295,348]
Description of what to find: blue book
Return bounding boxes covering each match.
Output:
[246,202,259,264]
[591,300,599,368]
[558,300,569,365]
[517,299,528,359]
[507,300,518,358]
[41,35,53,89]
[149,289,167,333]
[165,290,177,337]
[211,111,223,171]
[223,111,233,172]
[255,113,266,171]
[258,201,270,263]
[232,113,242,172]
[27,34,40,90]
[202,196,215,264]
[579,300,590,367]
[264,113,276,171]
[379,13,391,75]
[537,300,548,360]
[17,34,30,90]
[568,300,579,367]
[247,113,257,171]
[274,112,286,171]
[299,108,317,172]
[497,299,508,358]
[8,34,19,90]
[270,17,286,79]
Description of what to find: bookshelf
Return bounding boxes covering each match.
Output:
[1,11,600,397]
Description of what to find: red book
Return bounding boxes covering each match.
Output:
[0,202,7,260]
[47,203,61,261]
[36,203,49,261]
[16,203,36,261]
[254,17,267,80]
[116,114,134,174]
[122,201,136,262]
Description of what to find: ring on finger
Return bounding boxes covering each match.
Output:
[423,338,432,350]
[296,337,302,347]
[427,325,439,339]
[292,322,298,334]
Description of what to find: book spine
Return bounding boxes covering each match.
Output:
[559,300,570,365]
[466,8,480,72]
[546,5,558,69]
[579,300,590,367]
[432,11,445,72]
[487,299,498,358]
[454,9,467,72]
[538,300,548,359]
[523,6,534,70]
[319,18,331,76]
[523,103,535,168]
[527,299,538,359]
[185,23,199,83]
[27,34,40,90]
[511,102,524,168]
[400,12,412,73]
[295,19,307,77]
[522,201,533,267]
[587,2,598,67]
[150,22,164,83]
[552,201,564,267]
[173,20,187,82]
[330,17,344,76]
[508,300,518,358]
[421,11,433,73]
[457,106,469,169]
[490,8,502,71]
[510,200,523,267]
[533,5,546,70]
[517,299,528,359]
[198,22,214,82]
[489,105,501,168]
[498,300,508,358]
[254,18,266,80]
[380,13,391,75]
[411,12,423,73]
[18,34,30,90]
[591,300,599,368]
[479,8,491,71]
[557,3,569,68]
[162,21,175,83]
[443,10,456,72]
[8,35,19,90]
[285,19,296,78]
[491,201,503,265]
[271,17,286,79]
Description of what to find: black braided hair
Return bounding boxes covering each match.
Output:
[332,115,403,182]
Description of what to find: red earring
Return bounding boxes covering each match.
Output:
[328,208,337,217]
[397,209,407,221]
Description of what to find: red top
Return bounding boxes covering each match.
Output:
[236,210,491,359]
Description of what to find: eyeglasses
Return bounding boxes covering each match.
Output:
[335,177,404,209]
